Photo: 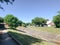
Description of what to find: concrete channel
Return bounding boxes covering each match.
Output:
[0,30,19,45]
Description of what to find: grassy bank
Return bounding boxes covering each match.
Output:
[18,26,60,34]
[8,30,57,45]
[28,26,60,34]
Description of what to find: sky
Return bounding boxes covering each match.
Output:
[0,0,60,23]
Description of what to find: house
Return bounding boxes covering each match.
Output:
[46,20,54,27]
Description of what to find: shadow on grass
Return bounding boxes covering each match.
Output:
[8,31,42,45]
[6,28,26,33]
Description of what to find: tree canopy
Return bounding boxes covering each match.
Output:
[0,17,4,23]
[0,0,14,4]
[0,0,15,9]
[53,14,60,28]
[18,20,23,26]
[4,14,19,28]
[32,17,46,27]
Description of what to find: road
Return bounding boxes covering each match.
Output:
[0,30,18,45]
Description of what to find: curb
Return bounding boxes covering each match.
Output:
[8,33,23,45]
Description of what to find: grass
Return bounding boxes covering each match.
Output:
[8,30,57,45]
[26,26,60,34]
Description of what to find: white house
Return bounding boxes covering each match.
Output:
[46,20,54,27]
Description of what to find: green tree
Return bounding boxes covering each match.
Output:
[32,17,46,27]
[0,17,4,23]
[0,0,14,4]
[18,20,23,26]
[22,22,26,27]
[0,0,15,9]
[53,14,60,28]
[4,14,19,28]
[0,17,5,28]
[25,23,30,26]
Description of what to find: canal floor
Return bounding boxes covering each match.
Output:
[0,33,18,45]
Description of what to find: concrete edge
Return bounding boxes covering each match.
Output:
[8,33,23,45]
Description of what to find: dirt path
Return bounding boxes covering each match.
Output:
[0,30,18,45]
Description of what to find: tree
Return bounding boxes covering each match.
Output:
[0,0,15,9]
[0,17,4,23]
[32,17,46,27]
[53,14,60,28]
[18,20,23,26]
[0,0,15,4]
[4,14,19,28]
[26,23,31,26]
[22,22,26,27]
[0,17,5,28]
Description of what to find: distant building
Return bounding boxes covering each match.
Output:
[46,20,54,27]
[4,23,9,28]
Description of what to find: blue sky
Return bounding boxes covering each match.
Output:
[0,0,60,22]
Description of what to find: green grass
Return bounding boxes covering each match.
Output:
[8,30,57,45]
[28,26,60,34]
